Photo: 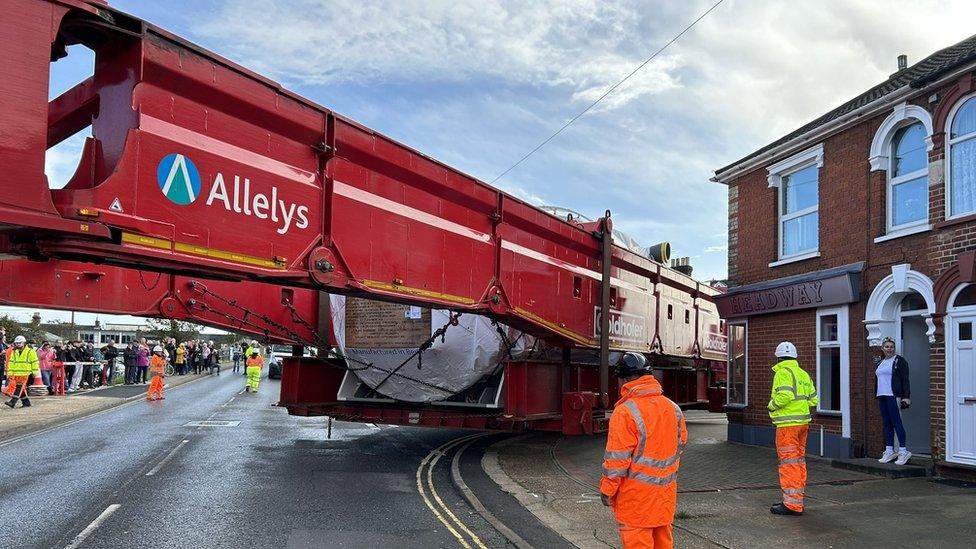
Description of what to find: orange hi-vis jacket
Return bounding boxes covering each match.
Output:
[149,355,166,375]
[600,375,688,528]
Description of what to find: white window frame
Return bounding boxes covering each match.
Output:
[816,306,851,438]
[886,122,929,234]
[946,92,976,220]
[726,319,748,408]
[767,145,823,263]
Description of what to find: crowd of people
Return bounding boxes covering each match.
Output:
[0,327,248,398]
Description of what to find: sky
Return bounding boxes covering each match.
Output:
[22,0,976,325]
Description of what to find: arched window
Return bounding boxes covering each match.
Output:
[947,96,976,218]
[888,122,928,230]
[953,284,976,308]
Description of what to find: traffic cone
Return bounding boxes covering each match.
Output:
[28,373,47,397]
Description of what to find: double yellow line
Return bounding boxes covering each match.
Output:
[416,433,492,549]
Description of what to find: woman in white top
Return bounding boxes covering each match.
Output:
[875,337,912,465]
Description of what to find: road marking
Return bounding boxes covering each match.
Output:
[221,396,236,408]
[0,374,212,449]
[63,504,120,549]
[450,438,533,549]
[146,439,189,476]
[416,433,491,549]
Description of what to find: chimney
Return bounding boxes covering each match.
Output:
[670,257,694,277]
[897,54,908,71]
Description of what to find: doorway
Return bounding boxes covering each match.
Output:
[898,307,931,455]
[947,284,976,466]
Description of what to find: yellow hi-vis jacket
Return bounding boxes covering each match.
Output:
[768,359,818,427]
[5,346,40,377]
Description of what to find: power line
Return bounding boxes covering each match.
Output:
[490,0,725,185]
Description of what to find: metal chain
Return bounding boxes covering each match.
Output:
[187,282,462,395]
[366,311,462,397]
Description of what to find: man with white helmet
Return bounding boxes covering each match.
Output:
[243,340,261,377]
[768,341,818,516]
[4,336,40,408]
[146,345,167,401]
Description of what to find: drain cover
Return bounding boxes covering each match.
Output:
[184,420,241,427]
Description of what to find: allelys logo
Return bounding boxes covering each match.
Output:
[157,153,201,205]
[156,154,310,235]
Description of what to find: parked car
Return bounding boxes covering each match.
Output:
[265,345,316,379]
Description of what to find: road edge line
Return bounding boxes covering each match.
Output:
[451,437,534,549]
[480,435,593,549]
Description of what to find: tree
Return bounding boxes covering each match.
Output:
[143,319,200,343]
[43,320,79,341]
[0,314,24,342]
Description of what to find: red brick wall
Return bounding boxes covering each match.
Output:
[724,73,976,463]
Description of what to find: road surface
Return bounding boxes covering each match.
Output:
[0,373,568,548]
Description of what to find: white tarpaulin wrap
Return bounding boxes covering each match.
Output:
[331,295,527,402]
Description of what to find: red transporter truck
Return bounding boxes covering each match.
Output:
[0,0,727,433]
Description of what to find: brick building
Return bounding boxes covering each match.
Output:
[712,36,976,477]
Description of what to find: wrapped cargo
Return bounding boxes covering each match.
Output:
[331,295,528,402]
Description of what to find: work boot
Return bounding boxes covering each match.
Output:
[770,503,802,516]
[20,397,31,407]
[4,398,16,409]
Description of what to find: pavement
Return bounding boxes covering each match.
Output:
[487,410,976,548]
[0,373,208,442]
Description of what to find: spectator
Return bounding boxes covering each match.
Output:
[136,339,150,384]
[201,343,211,375]
[208,341,220,376]
[232,344,243,374]
[122,341,138,384]
[38,341,55,395]
[175,343,186,375]
[67,341,84,392]
[100,339,119,386]
[166,338,177,367]
[79,342,96,389]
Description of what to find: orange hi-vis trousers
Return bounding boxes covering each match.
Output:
[776,424,809,512]
[619,524,673,549]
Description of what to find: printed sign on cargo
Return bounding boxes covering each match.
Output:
[593,307,647,344]
[157,153,310,235]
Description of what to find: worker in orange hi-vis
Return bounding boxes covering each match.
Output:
[601,353,688,549]
[146,346,167,401]
[767,341,818,516]
[244,349,263,393]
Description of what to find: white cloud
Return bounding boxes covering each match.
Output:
[194,0,683,111]
[704,245,727,253]
[178,0,976,283]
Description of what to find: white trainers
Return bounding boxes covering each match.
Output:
[878,449,898,463]
[895,450,912,465]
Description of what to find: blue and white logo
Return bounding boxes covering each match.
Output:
[157,153,202,205]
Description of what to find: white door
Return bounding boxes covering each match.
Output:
[948,314,976,466]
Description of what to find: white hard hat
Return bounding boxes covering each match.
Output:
[775,341,798,359]
[153,345,164,353]
[251,340,259,346]
[13,335,26,344]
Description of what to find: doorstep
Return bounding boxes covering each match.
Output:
[831,457,933,479]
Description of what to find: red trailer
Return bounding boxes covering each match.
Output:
[0,0,727,433]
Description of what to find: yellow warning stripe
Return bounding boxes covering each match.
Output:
[361,280,476,305]
[121,232,172,250]
[121,232,286,270]
[514,306,595,345]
